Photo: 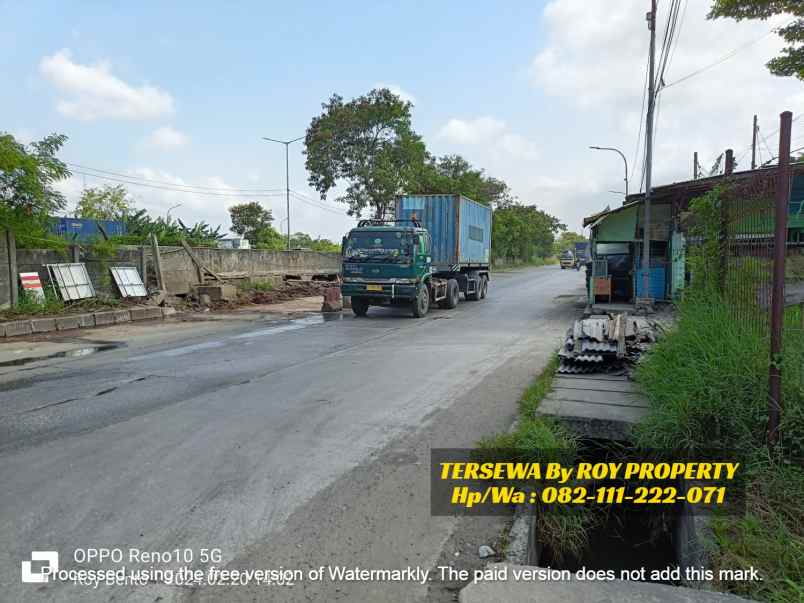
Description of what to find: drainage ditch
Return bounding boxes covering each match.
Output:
[531,437,686,586]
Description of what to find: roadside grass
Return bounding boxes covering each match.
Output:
[2,289,64,318]
[237,279,274,292]
[634,292,804,602]
[0,289,122,321]
[477,354,598,561]
[710,458,804,603]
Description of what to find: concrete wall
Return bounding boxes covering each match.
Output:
[158,248,340,294]
[15,246,142,299]
[1,243,341,304]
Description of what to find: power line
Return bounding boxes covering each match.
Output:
[662,24,786,90]
[630,52,650,192]
[71,170,288,198]
[663,0,688,83]
[66,163,285,193]
[288,190,347,216]
[656,0,683,90]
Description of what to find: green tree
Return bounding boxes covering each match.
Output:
[304,88,427,218]
[492,202,565,262]
[412,154,512,206]
[708,1,804,80]
[289,232,340,252]
[75,185,134,220]
[252,226,285,250]
[228,202,275,244]
[121,209,223,246]
[553,231,587,256]
[0,132,70,217]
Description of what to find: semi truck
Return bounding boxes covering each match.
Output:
[574,241,590,268]
[340,194,492,318]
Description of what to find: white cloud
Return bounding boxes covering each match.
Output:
[39,49,174,121]
[499,133,540,161]
[437,117,539,160]
[438,116,506,144]
[375,82,416,104]
[146,126,189,149]
[518,0,804,231]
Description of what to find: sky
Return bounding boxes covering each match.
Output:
[2,1,802,240]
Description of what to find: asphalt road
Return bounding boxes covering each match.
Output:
[0,266,585,602]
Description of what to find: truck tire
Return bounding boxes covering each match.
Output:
[439,279,459,309]
[465,273,480,301]
[479,276,488,299]
[351,297,369,317]
[411,286,430,318]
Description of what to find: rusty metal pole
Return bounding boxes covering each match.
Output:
[693,152,699,180]
[768,111,792,447]
[718,150,734,293]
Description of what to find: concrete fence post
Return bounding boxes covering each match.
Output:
[8,230,18,307]
[139,246,147,284]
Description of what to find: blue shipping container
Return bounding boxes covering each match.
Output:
[395,194,491,269]
[50,217,127,241]
[574,241,590,260]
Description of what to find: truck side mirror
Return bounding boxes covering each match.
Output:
[341,236,347,254]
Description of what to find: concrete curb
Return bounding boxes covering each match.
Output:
[0,306,174,338]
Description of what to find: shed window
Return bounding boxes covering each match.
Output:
[469,226,484,242]
[595,242,629,255]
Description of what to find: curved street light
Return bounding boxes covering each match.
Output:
[589,146,628,201]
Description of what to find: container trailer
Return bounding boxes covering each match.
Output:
[340,194,492,317]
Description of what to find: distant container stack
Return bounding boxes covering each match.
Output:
[50,217,127,241]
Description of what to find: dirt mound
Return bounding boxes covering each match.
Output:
[249,281,330,305]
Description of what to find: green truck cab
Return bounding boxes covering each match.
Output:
[341,194,492,318]
[341,220,436,317]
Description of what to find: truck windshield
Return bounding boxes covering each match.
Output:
[344,231,414,260]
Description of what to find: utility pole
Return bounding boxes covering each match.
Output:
[693,152,699,180]
[262,135,304,250]
[751,114,758,170]
[768,111,792,447]
[641,0,657,306]
[589,146,629,202]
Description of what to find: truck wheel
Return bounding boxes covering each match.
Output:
[479,276,488,299]
[411,287,430,317]
[351,297,369,317]
[439,279,459,309]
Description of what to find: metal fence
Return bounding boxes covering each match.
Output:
[684,112,802,446]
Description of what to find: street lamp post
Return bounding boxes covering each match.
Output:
[166,203,182,221]
[589,146,629,202]
[262,135,304,250]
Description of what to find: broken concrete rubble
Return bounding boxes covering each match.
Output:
[192,284,238,302]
